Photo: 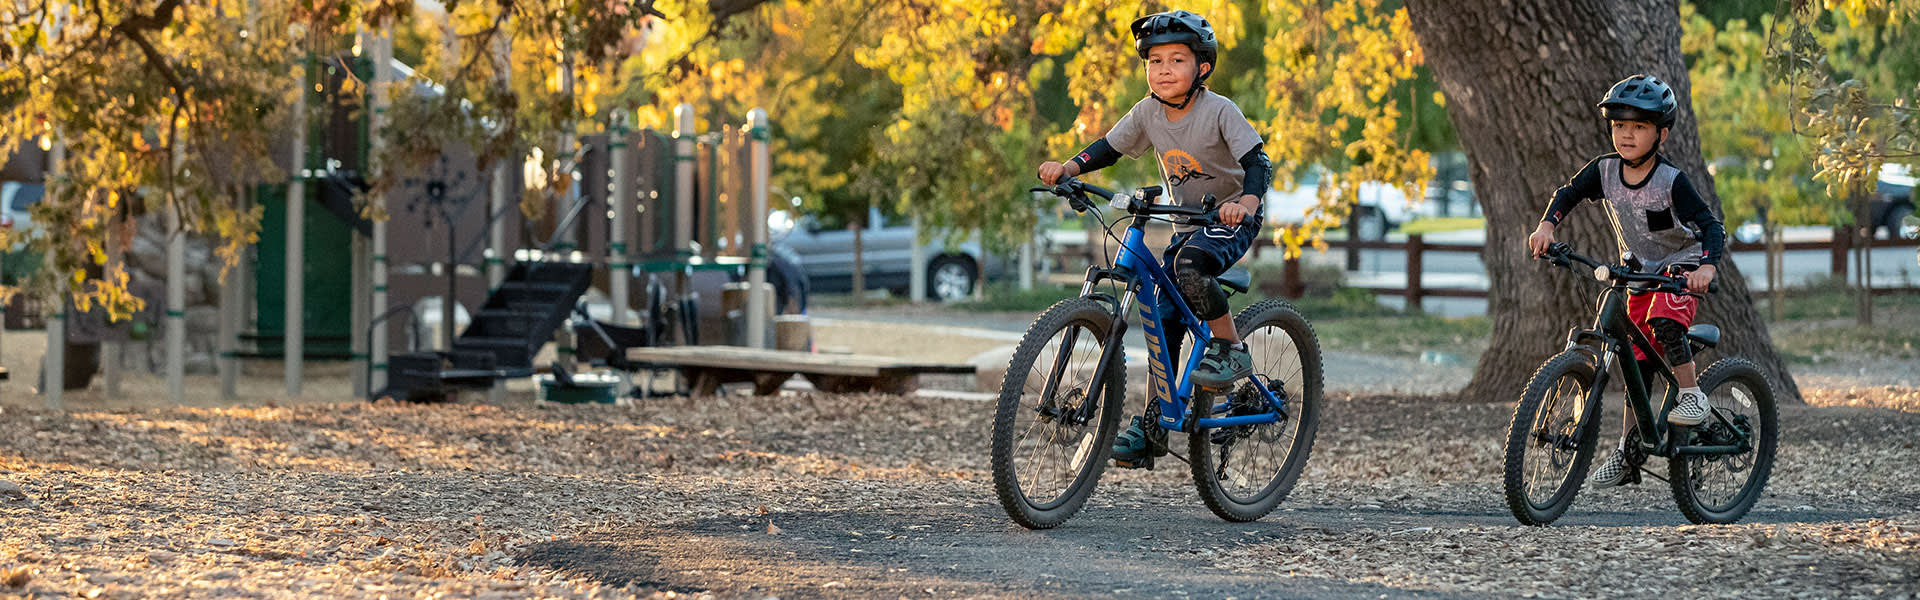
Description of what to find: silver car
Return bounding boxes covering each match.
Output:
[773,206,997,302]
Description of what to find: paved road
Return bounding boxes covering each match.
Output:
[520,500,1885,600]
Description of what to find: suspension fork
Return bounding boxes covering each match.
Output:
[1066,288,1136,424]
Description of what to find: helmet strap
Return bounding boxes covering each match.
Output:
[1149,63,1211,110]
[1151,84,1203,110]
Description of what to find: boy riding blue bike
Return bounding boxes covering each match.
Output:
[1035,9,1271,469]
[1525,74,1728,488]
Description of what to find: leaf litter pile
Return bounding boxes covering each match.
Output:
[1,386,1916,599]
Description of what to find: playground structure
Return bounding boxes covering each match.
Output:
[31,34,781,406]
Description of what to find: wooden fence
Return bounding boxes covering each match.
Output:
[1249,227,1920,311]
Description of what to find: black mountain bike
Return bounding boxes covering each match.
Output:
[1504,243,1777,526]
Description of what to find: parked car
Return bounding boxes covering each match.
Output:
[1261,165,1439,240]
[1873,164,1916,240]
[771,206,1006,302]
[0,181,45,248]
[1729,163,1916,243]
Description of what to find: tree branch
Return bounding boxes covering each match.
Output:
[111,0,189,100]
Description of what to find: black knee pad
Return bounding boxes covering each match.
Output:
[1650,317,1692,364]
[1173,248,1229,321]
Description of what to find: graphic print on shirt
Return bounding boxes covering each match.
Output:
[1160,149,1216,187]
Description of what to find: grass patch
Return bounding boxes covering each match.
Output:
[954,283,1083,313]
[1312,314,1490,357]
[1399,217,1485,236]
[1761,279,1920,363]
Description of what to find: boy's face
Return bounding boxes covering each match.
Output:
[1145,43,1209,100]
[1610,119,1668,162]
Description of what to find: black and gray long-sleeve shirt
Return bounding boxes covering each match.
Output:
[1542,153,1726,273]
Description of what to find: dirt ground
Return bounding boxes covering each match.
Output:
[2,315,1918,599]
[2,381,1917,599]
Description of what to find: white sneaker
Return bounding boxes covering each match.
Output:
[1590,444,1631,488]
[1668,390,1711,426]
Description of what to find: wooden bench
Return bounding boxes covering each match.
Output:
[624,346,976,396]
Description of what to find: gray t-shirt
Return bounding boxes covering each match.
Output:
[1105,90,1265,232]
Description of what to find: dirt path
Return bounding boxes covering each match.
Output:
[3,390,1916,599]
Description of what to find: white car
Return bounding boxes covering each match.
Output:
[1262,166,1426,240]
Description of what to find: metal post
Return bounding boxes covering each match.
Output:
[166,207,185,404]
[285,55,308,398]
[370,30,392,393]
[746,108,770,348]
[974,229,985,301]
[349,27,373,400]
[910,214,926,302]
[609,111,633,325]
[43,142,65,409]
[486,29,507,402]
[674,105,696,256]
[1019,242,1033,291]
[673,105,696,345]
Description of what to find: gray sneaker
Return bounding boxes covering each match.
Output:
[1191,338,1253,389]
[1668,390,1712,426]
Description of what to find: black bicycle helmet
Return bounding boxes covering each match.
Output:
[1131,10,1218,66]
[1597,74,1677,128]
[1131,10,1218,110]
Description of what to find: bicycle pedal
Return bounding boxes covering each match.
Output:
[1113,456,1155,470]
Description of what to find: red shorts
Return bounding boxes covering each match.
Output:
[1626,290,1698,360]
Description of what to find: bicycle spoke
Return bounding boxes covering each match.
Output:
[1213,321,1306,501]
[1006,318,1110,508]
[1523,375,1582,508]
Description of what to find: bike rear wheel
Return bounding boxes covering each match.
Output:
[991,296,1127,529]
[1668,357,1777,525]
[1503,350,1604,526]
[1189,300,1323,522]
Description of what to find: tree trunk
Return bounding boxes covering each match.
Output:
[1404,0,1802,402]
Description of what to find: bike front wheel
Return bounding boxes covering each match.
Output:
[991,296,1127,529]
[1668,357,1778,525]
[1189,300,1324,523]
[1503,350,1604,526]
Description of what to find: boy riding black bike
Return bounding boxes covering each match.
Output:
[1526,74,1728,487]
[1035,10,1271,468]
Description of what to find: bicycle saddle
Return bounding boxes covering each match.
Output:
[1217,267,1251,294]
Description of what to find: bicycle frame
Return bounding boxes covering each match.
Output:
[1567,283,1748,458]
[1070,215,1287,435]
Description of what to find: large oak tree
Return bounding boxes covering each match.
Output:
[1403,0,1801,401]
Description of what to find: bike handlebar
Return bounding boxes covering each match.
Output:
[1031,176,1221,225]
[1540,242,1716,296]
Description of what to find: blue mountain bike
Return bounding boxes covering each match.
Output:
[991,177,1323,529]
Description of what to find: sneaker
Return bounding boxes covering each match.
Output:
[1191,339,1254,389]
[1110,416,1167,469]
[1590,443,1632,488]
[1668,389,1712,426]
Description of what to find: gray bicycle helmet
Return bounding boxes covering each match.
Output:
[1598,74,1677,128]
